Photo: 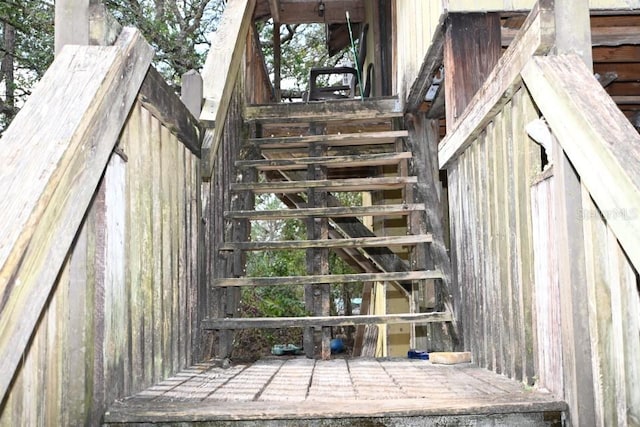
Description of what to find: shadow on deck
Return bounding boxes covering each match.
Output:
[103,358,566,426]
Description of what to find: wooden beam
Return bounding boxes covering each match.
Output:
[268,0,281,22]
[277,0,365,24]
[231,176,417,193]
[181,69,203,118]
[138,66,203,157]
[200,0,256,177]
[503,25,640,47]
[225,203,425,220]
[244,97,402,124]
[220,234,433,251]
[202,312,453,329]
[213,270,443,287]
[438,0,555,169]
[89,3,121,46]
[444,13,502,131]
[405,14,445,114]
[236,152,411,170]
[0,28,153,403]
[273,21,282,102]
[55,0,90,54]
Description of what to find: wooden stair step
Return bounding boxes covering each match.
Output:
[245,97,403,124]
[246,130,409,149]
[213,270,443,287]
[225,203,425,220]
[231,177,417,193]
[220,234,432,251]
[202,311,453,329]
[235,152,411,171]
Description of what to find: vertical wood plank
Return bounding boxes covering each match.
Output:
[177,140,187,367]
[150,114,164,383]
[161,124,175,375]
[480,130,495,372]
[474,132,488,368]
[55,0,90,54]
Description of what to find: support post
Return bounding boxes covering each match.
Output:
[55,0,91,54]
[443,13,501,131]
[273,22,282,102]
[181,70,204,118]
[553,1,596,425]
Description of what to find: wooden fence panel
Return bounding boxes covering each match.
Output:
[0,98,201,426]
[446,85,543,386]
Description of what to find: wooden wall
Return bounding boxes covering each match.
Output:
[446,0,640,11]
[0,100,201,426]
[394,0,444,103]
[447,86,540,384]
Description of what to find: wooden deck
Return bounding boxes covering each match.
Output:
[104,358,566,426]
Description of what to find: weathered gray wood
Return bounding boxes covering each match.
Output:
[200,0,256,177]
[89,3,122,46]
[244,97,402,124]
[55,0,90,54]
[247,130,408,149]
[405,15,445,113]
[273,21,281,102]
[268,0,281,22]
[236,152,411,170]
[138,66,203,157]
[522,55,640,272]
[220,234,433,251]
[181,70,203,118]
[203,312,454,329]
[0,29,153,404]
[438,0,555,169]
[225,203,425,220]
[231,176,417,193]
[213,271,443,287]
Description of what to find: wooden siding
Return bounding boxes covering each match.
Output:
[446,0,640,11]
[394,0,444,104]
[447,86,540,383]
[0,100,201,426]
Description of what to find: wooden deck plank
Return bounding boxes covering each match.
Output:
[212,270,443,287]
[225,203,425,220]
[231,176,418,193]
[103,359,567,424]
[219,234,433,251]
[201,312,453,329]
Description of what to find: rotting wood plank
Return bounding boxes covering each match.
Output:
[235,152,412,171]
[225,203,425,220]
[137,67,203,157]
[231,176,417,193]
[244,97,402,124]
[438,0,555,169]
[202,312,454,329]
[220,234,433,251]
[246,130,408,149]
[0,29,153,404]
[213,271,443,287]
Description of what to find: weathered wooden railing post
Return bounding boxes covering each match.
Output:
[552,0,596,425]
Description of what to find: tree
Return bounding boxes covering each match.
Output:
[106,0,224,86]
[0,0,54,132]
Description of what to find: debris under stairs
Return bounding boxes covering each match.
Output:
[202,97,457,359]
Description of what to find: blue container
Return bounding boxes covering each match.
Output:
[408,349,429,360]
[330,338,345,354]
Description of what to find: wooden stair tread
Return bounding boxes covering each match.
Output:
[245,97,402,124]
[246,130,409,149]
[220,234,432,251]
[202,312,453,329]
[235,152,412,171]
[225,203,425,220]
[213,270,443,287]
[231,177,417,193]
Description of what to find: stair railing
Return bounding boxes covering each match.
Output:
[437,0,640,424]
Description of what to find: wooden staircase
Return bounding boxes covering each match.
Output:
[203,97,456,359]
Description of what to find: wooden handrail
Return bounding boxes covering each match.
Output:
[522,54,640,270]
[199,0,257,179]
[0,28,153,403]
